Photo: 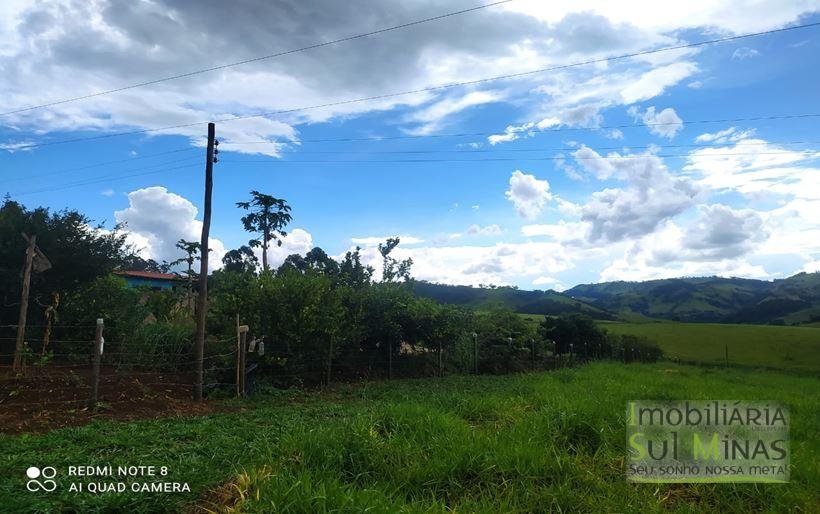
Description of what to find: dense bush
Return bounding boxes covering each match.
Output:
[539,313,663,363]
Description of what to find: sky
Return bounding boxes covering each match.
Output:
[1,0,819,290]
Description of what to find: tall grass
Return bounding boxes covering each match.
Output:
[1,363,817,512]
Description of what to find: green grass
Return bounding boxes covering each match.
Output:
[601,322,820,372]
[1,363,818,512]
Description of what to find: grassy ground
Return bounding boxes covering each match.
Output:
[1,363,818,512]
[600,322,820,372]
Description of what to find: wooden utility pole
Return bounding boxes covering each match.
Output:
[194,122,216,401]
[12,234,37,372]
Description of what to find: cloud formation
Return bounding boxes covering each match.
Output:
[505,170,552,219]
[114,186,226,266]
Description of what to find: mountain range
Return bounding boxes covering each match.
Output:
[412,272,820,325]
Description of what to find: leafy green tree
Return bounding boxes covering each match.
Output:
[236,191,292,272]
[378,237,413,283]
[118,254,170,273]
[338,247,373,288]
[0,197,136,330]
[277,247,341,277]
[170,239,202,294]
[540,313,605,359]
[222,245,259,274]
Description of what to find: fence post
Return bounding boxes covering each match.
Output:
[438,340,443,378]
[238,325,248,396]
[388,340,393,380]
[472,332,478,375]
[89,318,104,408]
[506,337,513,374]
[530,338,535,371]
[724,344,729,366]
[235,315,241,398]
[326,337,334,386]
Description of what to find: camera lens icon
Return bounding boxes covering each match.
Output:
[26,466,57,492]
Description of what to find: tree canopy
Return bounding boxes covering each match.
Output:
[236,191,292,272]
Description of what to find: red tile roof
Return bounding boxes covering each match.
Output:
[115,270,181,281]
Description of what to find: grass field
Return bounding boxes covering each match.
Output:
[1,362,818,512]
[600,322,820,372]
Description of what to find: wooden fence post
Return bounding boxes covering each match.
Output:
[438,340,443,378]
[238,325,248,396]
[235,314,241,398]
[90,318,104,408]
[724,344,729,366]
[530,338,535,371]
[388,340,393,380]
[472,332,478,375]
[326,337,334,386]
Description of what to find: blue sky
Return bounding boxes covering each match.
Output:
[1,1,819,289]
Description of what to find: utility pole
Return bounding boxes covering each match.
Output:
[194,122,217,400]
[12,234,37,372]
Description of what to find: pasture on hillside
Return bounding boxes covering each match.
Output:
[599,322,820,372]
[1,362,818,512]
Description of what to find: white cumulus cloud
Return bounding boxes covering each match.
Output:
[505,170,553,219]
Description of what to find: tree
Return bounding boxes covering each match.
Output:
[378,237,413,283]
[277,247,342,277]
[236,191,292,272]
[338,247,373,288]
[171,239,203,295]
[539,313,604,358]
[118,254,170,273]
[0,197,137,329]
[222,245,259,274]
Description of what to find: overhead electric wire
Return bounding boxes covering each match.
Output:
[10,160,200,197]
[2,146,198,184]
[223,114,820,145]
[8,21,820,152]
[222,150,820,165]
[7,142,817,197]
[0,0,512,117]
[219,139,820,155]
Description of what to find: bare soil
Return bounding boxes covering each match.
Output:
[0,364,229,435]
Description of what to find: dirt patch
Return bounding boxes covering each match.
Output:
[0,364,231,435]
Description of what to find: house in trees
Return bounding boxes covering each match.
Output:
[115,270,182,291]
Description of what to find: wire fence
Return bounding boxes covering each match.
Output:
[0,317,663,419]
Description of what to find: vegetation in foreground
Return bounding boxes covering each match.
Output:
[600,321,820,373]
[1,362,817,513]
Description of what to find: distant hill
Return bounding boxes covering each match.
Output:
[411,282,616,320]
[564,272,820,325]
[412,272,820,325]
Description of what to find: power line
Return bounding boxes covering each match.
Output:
[9,21,820,151]
[2,147,197,184]
[6,138,812,189]
[226,114,820,145]
[0,1,511,117]
[219,139,820,155]
[10,161,200,197]
[10,148,814,198]
[223,150,817,164]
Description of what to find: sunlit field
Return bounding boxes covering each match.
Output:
[2,362,818,512]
